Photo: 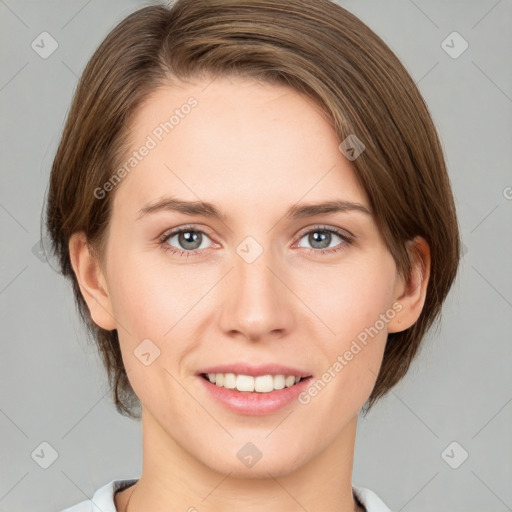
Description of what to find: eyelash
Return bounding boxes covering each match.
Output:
[158,224,354,258]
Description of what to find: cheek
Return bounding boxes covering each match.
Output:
[105,251,212,385]
[294,253,396,404]
[106,250,198,337]
[106,257,193,405]
[295,251,397,342]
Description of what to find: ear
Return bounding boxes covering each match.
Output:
[68,232,117,331]
[387,236,431,333]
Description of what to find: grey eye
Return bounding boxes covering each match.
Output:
[165,229,212,251]
[298,229,343,250]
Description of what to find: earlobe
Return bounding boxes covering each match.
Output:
[387,236,431,333]
[68,232,117,331]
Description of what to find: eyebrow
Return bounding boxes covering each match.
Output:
[136,196,372,221]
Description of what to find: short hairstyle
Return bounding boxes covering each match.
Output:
[46,0,461,419]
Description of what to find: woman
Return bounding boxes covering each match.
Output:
[49,1,461,510]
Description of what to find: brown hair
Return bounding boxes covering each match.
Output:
[46,0,461,419]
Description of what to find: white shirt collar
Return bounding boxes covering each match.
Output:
[61,479,392,512]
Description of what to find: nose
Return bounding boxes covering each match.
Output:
[217,238,296,342]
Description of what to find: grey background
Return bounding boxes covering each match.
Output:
[0,0,511,511]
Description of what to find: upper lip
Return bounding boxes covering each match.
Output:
[197,363,313,378]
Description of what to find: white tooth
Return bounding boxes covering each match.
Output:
[223,373,237,389]
[285,375,295,388]
[273,375,285,389]
[211,373,300,391]
[236,374,255,392]
[255,375,274,393]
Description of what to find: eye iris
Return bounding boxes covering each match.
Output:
[179,230,202,250]
[309,231,331,249]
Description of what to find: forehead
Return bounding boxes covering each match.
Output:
[113,76,369,218]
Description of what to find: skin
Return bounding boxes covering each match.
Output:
[69,75,430,512]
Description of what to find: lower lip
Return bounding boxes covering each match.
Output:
[197,375,313,416]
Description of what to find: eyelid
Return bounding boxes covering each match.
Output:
[159,224,217,242]
[294,223,354,241]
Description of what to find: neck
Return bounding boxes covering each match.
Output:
[119,407,363,512]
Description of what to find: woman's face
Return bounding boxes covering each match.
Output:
[98,76,406,476]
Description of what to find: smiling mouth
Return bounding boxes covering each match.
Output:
[199,372,312,393]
